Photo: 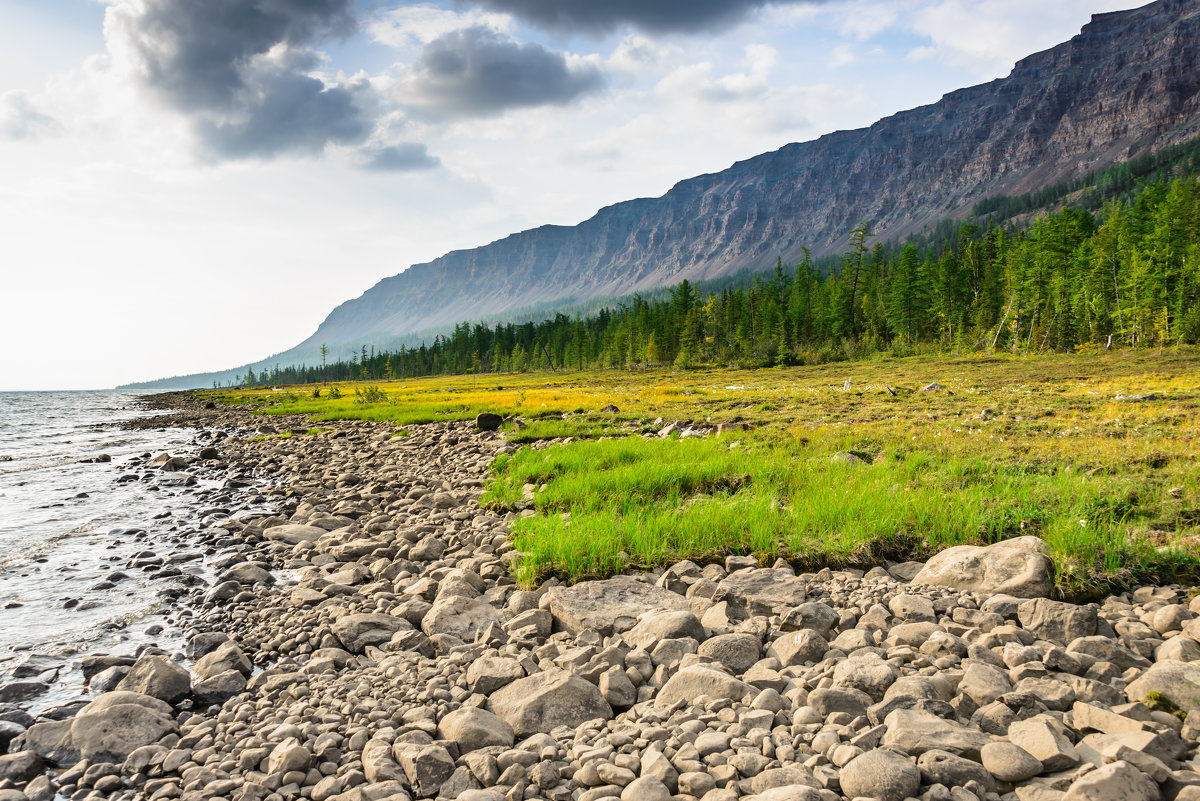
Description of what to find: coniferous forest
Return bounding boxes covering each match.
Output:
[233,169,1200,387]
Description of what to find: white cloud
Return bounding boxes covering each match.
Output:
[367,4,513,48]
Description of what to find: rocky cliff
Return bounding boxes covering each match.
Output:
[163,0,1200,381]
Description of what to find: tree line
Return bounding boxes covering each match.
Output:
[232,173,1200,386]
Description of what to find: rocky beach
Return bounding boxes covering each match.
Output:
[4,393,1200,801]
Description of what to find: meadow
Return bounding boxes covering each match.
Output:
[211,348,1200,598]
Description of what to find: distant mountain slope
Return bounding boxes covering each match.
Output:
[125,0,1200,389]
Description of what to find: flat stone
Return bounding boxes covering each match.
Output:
[1018,599,1098,645]
[881,708,994,760]
[713,569,808,616]
[332,613,412,653]
[1062,759,1158,801]
[1125,660,1200,717]
[655,665,756,709]
[547,576,690,635]
[912,536,1053,598]
[488,670,612,737]
[1008,716,1080,772]
[263,524,326,544]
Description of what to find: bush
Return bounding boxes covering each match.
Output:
[354,385,388,404]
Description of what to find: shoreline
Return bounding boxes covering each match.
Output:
[3,391,1200,801]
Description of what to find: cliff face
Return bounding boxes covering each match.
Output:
[302,0,1200,351]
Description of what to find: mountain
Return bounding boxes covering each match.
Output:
[124,0,1200,389]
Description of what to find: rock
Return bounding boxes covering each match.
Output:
[881,708,994,760]
[655,664,756,708]
[268,737,312,776]
[192,670,247,706]
[465,657,525,695]
[263,524,326,544]
[547,576,690,635]
[218,563,274,585]
[422,595,501,643]
[1069,636,1151,671]
[713,569,808,617]
[832,654,900,701]
[114,655,191,705]
[333,613,412,653]
[626,610,706,648]
[488,670,612,737]
[959,661,1013,707]
[0,682,48,704]
[621,776,672,801]
[192,641,252,681]
[918,749,995,791]
[20,694,180,766]
[911,536,1053,598]
[1125,660,1200,717]
[840,748,921,801]
[779,602,840,636]
[767,629,828,666]
[438,707,514,752]
[599,666,637,709]
[475,413,503,431]
[0,751,42,784]
[1008,716,1080,772]
[1018,598,1098,644]
[1062,759,1159,801]
[697,633,762,673]
[394,742,455,798]
[982,741,1044,782]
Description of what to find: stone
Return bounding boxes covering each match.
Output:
[437,707,514,752]
[626,610,706,648]
[192,669,247,706]
[421,595,501,643]
[712,569,808,616]
[488,670,612,737]
[1062,760,1159,801]
[263,524,326,544]
[766,629,828,666]
[218,563,274,585]
[917,749,995,791]
[599,666,637,709]
[982,741,1044,782]
[192,641,252,681]
[779,602,840,636]
[655,665,756,708]
[465,656,525,695]
[333,613,412,653]
[697,633,762,674]
[394,743,455,798]
[1018,599,1098,645]
[832,653,900,701]
[476,413,503,431]
[1125,660,1200,717]
[0,751,43,785]
[620,776,672,801]
[881,708,994,760]
[840,748,921,801]
[959,661,1013,706]
[911,536,1053,598]
[1068,636,1151,671]
[114,656,191,706]
[808,687,873,718]
[547,576,690,635]
[268,738,312,776]
[1008,716,1080,772]
[20,696,180,766]
[890,593,936,622]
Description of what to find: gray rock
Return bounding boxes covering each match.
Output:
[192,641,252,681]
[465,656,524,695]
[767,629,828,666]
[1062,759,1159,801]
[0,751,43,784]
[1125,660,1200,717]
[333,613,412,653]
[547,576,690,635]
[697,633,763,674]
[808,687,873,718]
[655,665,756,709]
[488,670,612,737]
[267,737,312,776]
[981,741,1044,782]
[881,708,994,760]
[911,536,1053,598]
[1069,636,1152,671]
[262,524,326,544]
[192,669,247,706]
[114,655,190,705]
[437,707,514,753]
[621,776,672,801]
[394,742,455,798]
[832,653,900,701]
[599,666,637,709]
[917,749,995,791]
[217,563,274,586]
[1008,715,1080,772]
[1018,598,1098,644]
[421,595,501,643]
[840,748,921,801]
[626,610,706,648]
[713,569,808,617]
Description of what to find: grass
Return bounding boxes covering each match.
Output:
[205,347,1200,598]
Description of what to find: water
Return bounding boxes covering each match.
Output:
[0,391,234,711]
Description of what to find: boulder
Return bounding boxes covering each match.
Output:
[262,524,326,544]
[1062,759,1159,801]
[437,707,514,752]
[19,693,180,766]
[712,569,808,617]
[767,629,828,667]
[475,413,503,431]
[192,670,248,706]
[488,670,612,737]
[656,665,756,708]
[422,595,501,643]
[394,742,455,798]
[217,563,274,586]
[625,610,706,648]
[267,738,312,776]
[1008,716,1080,772]
[0,751,43,784]
[697,633,763,674]
[832,654,900,701]
[981,741,1043,782]
[333,613,412,653]
[114,656,191,705]
[1018,598,1098,644]
[547,576,690,635]
[193,642,252,681]
[465,657,525,695]
[881,708,994,760]
[840,748,921,801]
[911,536,1053,598]
[1125,660,1200,718]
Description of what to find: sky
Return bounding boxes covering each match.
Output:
[0,0,1148,390]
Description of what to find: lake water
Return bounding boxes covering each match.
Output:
[0,391,232,711]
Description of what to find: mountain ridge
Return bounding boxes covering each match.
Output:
[124,0,1200,388]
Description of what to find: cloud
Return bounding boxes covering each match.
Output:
[465,0,829,35]
[401,26,605,118]
[368,4,513,47]
[358,142,441,172]
[105,0,371,158]
[0,91,60,140]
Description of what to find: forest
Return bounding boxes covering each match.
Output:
[232,169,1200,387]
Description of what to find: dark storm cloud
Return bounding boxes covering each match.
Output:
[463,0,821,35]
[112,0,371,158]
[405,26,604,118]
[358,143,441,172]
